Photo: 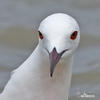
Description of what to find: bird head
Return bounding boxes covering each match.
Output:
[38,13,80,77]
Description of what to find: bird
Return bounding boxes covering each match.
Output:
[0,13,80,100]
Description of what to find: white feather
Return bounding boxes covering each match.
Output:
[0,13,80,100]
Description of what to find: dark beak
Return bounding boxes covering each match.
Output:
[49,47,67,77]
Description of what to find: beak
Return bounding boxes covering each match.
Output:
[49,47,67,77]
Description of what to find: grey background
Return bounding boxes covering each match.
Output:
[0,0,100,100]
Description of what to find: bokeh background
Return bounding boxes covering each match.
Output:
[0,0,100,100]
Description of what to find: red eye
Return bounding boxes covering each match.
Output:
[70,31,78,40]
[38,31,43,39]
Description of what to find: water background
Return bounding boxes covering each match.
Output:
[0,0,100,99]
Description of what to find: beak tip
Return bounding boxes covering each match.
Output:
[50,73,53,77]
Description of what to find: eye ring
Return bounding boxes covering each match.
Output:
[70,31,78,40]
[38,31,44,39]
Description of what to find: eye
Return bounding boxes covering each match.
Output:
[38,31,44,39]
[70,31,78,40]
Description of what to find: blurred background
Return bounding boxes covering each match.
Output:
[0,0,100,99]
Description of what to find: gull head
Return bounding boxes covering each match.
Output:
[38,13,80,77]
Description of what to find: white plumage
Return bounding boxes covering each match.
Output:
[0,13,80,100]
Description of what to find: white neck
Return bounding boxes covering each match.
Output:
[1,45,73,100]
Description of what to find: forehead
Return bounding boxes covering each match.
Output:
[39,14,79,36]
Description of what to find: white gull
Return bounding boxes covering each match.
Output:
[0,13,80,100]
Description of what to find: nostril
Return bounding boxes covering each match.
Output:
[45,48,49,54]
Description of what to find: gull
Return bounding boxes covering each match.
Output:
[0,13,80,100]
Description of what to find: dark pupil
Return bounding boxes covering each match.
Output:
[40,32,42,36]
[72,33,75,36]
